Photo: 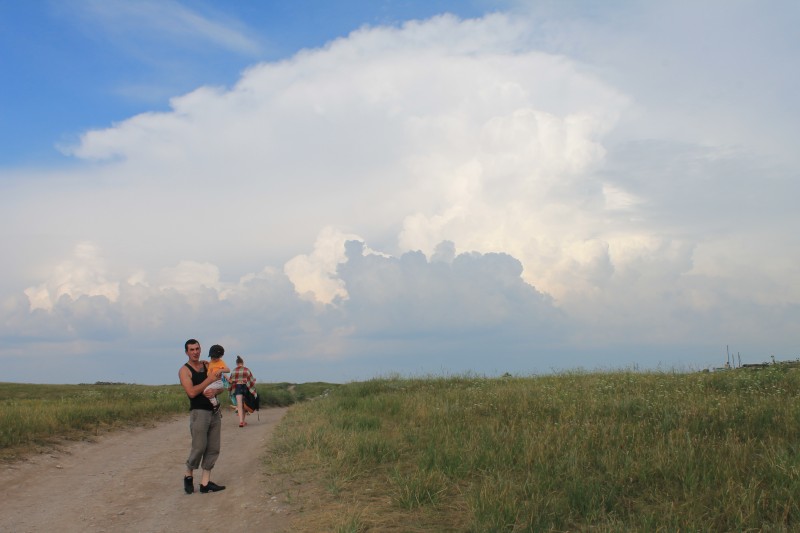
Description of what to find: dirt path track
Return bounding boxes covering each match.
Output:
[0,407,291,533]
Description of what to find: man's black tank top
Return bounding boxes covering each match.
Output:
[185,362,213,411]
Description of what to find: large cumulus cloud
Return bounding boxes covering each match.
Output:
[2,9,799,383]
[1,238,570,383]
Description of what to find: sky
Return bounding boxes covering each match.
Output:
[1,0,799,385]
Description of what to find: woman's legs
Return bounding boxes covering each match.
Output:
[236,394,245,425]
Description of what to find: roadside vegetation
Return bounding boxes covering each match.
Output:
[266,368,800,532]
[0,381,329,461]
[5,369,800,530]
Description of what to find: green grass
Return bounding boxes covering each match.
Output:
[0,383,188,460]
[267,368,800,532]
[0,381,338,461]
[257,382,338,406]
[8,370,800,530]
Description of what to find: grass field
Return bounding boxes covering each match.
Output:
[4,368,800,531]
[0,381,329,461]
[266,368,800,532]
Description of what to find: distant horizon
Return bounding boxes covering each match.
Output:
[5,349,795,387]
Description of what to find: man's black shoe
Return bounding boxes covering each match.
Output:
[184,476,194,494]
[199,481,226,493]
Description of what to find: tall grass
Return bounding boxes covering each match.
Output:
[258,382,337,406]
[0,383,187,460]
[267,368,800,531]
[0,381,335,462]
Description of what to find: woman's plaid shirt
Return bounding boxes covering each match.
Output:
[228,366,257,396]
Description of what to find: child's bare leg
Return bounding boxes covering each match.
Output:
[204,383,221,407]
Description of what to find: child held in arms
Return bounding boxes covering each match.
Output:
[206,344,230,413]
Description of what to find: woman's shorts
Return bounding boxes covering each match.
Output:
[234,384,248,395]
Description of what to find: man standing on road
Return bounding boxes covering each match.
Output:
[179,338,226,494]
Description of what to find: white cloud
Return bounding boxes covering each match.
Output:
[5,239,573,383]
[3,8,800,383]
[156,260,221,293]
[284,226,379,305]
[72,0,262,55]
[24,242,119,311]
[602,184,640,211]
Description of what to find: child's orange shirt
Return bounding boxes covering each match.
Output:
[208,358,228,377]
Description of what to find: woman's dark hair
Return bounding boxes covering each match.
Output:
[236,356,243,365]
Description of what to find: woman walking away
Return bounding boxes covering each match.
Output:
[228,355,257,427]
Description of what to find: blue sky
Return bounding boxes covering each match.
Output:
[1,1,799,385]
[0,0,489,165]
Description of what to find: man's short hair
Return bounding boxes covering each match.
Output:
[185,338,200,352]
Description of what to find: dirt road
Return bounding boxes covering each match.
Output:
[0,407,292,533]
